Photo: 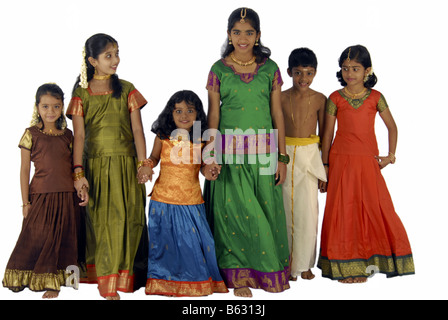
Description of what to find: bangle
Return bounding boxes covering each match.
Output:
[22,202,31,207]
[388,152,396,164]
[278,152,290,164]
[202,150,217,165]
[323,163,329,167]
[72,170,85,181]
[137,158,154,170]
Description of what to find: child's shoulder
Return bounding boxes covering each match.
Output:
[119,79,135,90]
[310,88,326,100]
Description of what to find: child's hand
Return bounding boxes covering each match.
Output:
[319,166,329,192]
[137,166,153,184]
[22,204,31,219]
[318,179,327,193]
[75,177,89,195]
[78,185,89,206]
[375,155,393,170]
[202,164,221,180]
[275,162,286,186]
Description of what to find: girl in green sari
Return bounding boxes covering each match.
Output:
[204,8,290,297]
[67,33,150,300]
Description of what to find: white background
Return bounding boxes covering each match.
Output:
[0,0,446,300]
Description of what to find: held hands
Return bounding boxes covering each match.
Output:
[137,158,155,184]
[137,166,154,184]
[201,163,221,181]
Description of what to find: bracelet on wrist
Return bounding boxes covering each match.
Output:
[137,158,154,171]
[72,170,85,181]
[388,152,396,164]
[22,202,31,207]
[278,152,290,164]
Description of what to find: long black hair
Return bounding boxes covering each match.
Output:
[221,7,271,63]
[151,90,207,143]
[336,45,377,88]
[72,33,123,98]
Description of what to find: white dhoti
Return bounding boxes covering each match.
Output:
[282,135,327,278]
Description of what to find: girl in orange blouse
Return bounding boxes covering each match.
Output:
[143,90,227,297]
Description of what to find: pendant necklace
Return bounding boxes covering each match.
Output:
[290,90,311,129]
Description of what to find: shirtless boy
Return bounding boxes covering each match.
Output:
[281,48,327,281]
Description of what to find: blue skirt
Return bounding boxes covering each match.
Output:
[145,200,228,296]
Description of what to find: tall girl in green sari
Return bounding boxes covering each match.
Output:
[67,33,150,300]
[204,8,290,297]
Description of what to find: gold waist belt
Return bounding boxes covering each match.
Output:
[285,135,320,146]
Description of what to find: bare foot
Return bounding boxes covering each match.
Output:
[105,293,121,300]
[42,290,59,299]
[289,276,298,281]
[353,277,367,283]
[234,287,252,298]
[301,270,315,280]
[338,277,367,284]
[338,278,354,283]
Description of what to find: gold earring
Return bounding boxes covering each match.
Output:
[229,38,232,45]
[255,40,259,46]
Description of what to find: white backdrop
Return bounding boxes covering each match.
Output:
[0,0,446,300]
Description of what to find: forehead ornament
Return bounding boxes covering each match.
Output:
[240,8,247,23]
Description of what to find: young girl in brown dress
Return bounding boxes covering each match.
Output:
[2,83,88,298]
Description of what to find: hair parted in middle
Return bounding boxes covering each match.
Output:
[221,7,271,63]
[336,45,377,89]
[72,33,123,98]
[151,90,207,143]
[31,83,67,130]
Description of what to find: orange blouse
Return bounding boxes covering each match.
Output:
[150,138,204,205]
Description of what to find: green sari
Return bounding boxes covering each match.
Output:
[204,58,290,293]
[67,79,148,297]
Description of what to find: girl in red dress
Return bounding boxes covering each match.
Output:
[318,45,415,283]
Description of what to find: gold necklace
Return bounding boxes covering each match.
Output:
[344,87,366,99]
[93,74,111,80]
[290,90,311,129]
[230,53,256,67]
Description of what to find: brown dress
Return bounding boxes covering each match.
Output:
[2,126,80,293]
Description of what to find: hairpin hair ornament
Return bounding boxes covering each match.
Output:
[240,8,247,23]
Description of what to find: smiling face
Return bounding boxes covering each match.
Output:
[88,42,120,76]
[37,94,63,126]
[228,21,260,57]
[288,66,316,91]
[172,101,198,131]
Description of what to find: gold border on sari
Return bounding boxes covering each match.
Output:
[318,254,415,280]
[2,269,71,293]
[145,277,228,297]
